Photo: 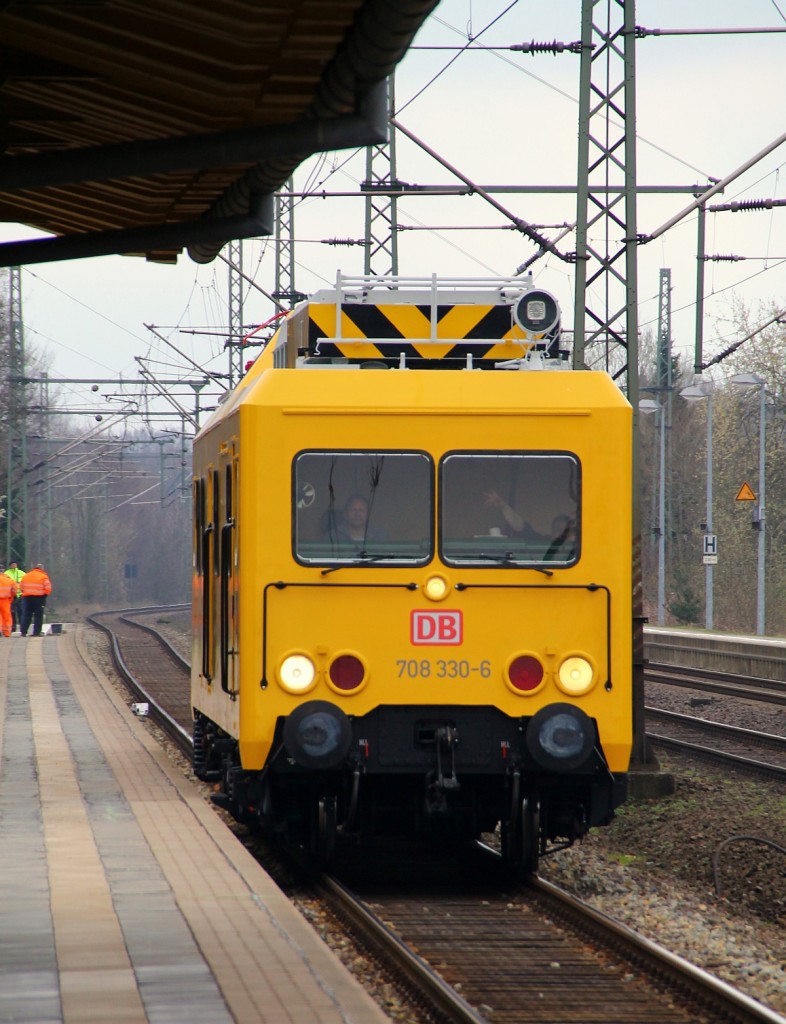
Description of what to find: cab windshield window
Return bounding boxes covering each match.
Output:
[294,450,433,565]
[440,451,580,566]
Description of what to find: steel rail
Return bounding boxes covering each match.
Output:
[645,666,786,704]
[316,873,488,1024]
[647,734,786,781]
[118,611,190,673]
[86,606,193,757]
[324,843,786,1024]
[646,706,786,750]
[529,874,786,1024]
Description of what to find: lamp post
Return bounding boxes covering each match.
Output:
[731,373,766,635]
[639,397,666,625]
[680,382,714,629]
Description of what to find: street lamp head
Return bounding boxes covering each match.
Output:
[730,372,765,387]
[638,399,659,414]
[680,384,712,402]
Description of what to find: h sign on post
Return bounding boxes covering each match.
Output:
[703,534,718,564]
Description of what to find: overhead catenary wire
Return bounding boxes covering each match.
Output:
[398,1,521,114]
[15,4,786,426]
[390,117,570,261]
[701,307,786,370]
[641,132,786,244]
[275,3,750,302]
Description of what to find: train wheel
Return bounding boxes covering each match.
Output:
[314,795,337,866]
[501,772,522,867]
[502,792,540,874]
[520,795,541,874]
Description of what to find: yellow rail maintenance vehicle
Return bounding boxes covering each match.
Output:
[192,274,632,871]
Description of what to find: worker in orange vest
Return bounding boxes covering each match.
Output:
[0,571,18,638]
[19,563,52,637]
[3,562,24,632]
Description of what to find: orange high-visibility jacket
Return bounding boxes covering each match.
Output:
[20,567,52,597]
[0,575,17,600]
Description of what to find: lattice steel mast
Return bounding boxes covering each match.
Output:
[275,177,302,306]
[573,0,639,403]
[227,239,244,387]
[574,0,652,768]
[363,77,399,276]
[6,265,28,565]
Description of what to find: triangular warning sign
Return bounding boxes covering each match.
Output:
[736,482,756,501]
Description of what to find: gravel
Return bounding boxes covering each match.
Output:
[537,683,786,1018]
[90,615,786,1021]
[538,754,786,1018]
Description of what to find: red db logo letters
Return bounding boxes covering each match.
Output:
[410,610,463,646]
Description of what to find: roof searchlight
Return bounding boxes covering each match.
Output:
[512,288,563,364]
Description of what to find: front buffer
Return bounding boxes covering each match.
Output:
[210,697,625,871]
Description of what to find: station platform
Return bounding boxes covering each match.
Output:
[0,625,391,1024]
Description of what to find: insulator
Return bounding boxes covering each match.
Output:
[322,238,365,247]
[708,198,783,213]
[513,39,568,55]
[730,198,774,212]
[702,254,745,262]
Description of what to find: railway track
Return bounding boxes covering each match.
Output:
[646,663,786,705]
[87,605,192,757]
[644,658,786,775]
[84,608,786,1024]
[646,707,786,780]
[318,843,784,1024]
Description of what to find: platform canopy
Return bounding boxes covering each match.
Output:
[0,0,439,267]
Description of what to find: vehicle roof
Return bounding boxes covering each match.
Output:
[0,1,438,266]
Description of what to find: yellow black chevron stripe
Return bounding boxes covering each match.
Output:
[307,302,534,361]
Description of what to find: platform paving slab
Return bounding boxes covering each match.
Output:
[0,627,391,1024]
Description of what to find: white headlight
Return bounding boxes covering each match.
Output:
[557,656,595,696]
[423,574,449,601]
[279,654,316,693]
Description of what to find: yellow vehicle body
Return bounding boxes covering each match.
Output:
[192,278,632,867]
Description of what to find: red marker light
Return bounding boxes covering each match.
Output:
[508,655,544,692]
[329,654,365,691]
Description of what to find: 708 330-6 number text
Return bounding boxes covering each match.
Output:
[396,659,491,679]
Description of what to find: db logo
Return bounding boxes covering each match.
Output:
[410,610,463,646]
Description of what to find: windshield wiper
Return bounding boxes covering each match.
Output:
[448,551,554,576]
[320,551,405,576]
[449,550,516,563]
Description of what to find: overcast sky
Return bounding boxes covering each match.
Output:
[3,0,785,424]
